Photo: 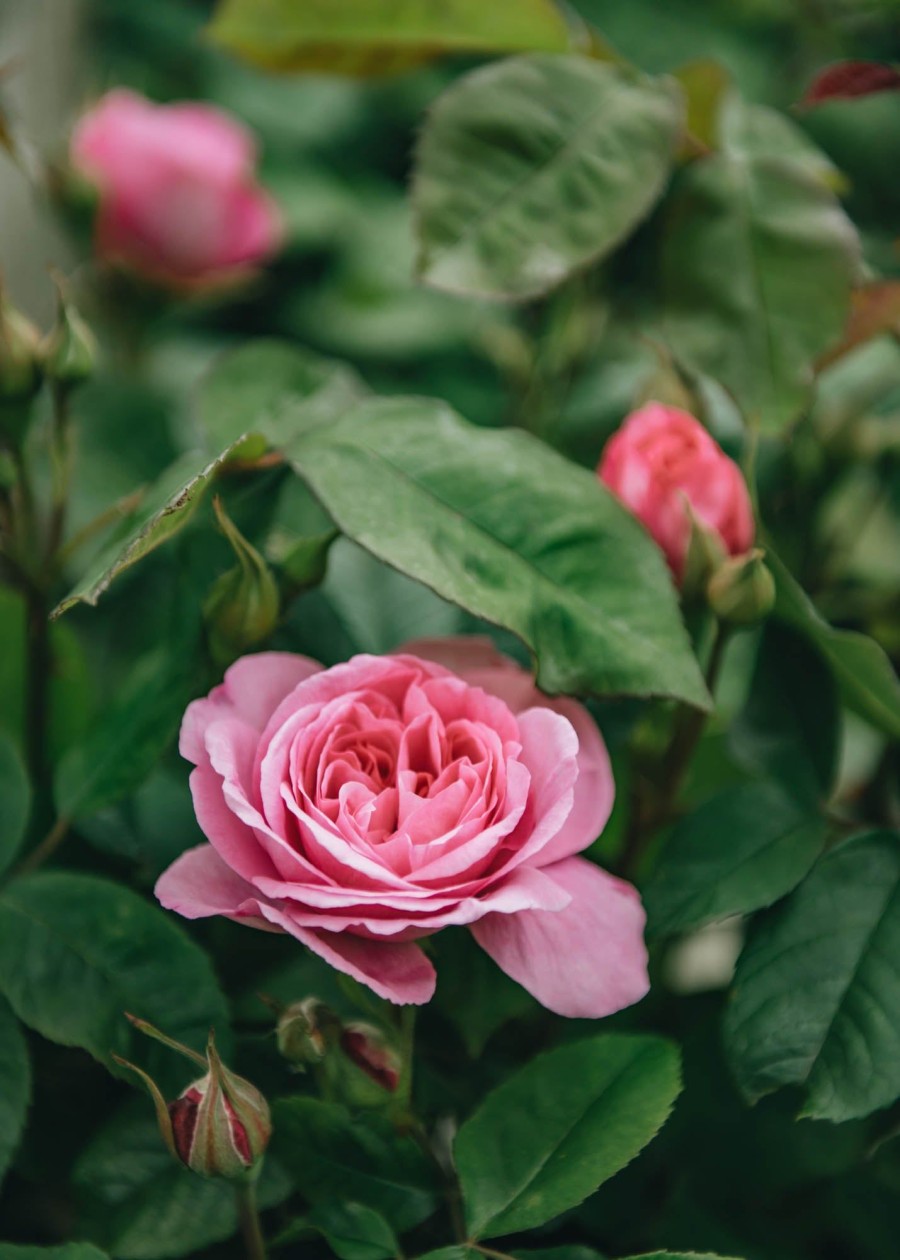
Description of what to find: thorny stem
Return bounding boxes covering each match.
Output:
[24,582,50,800]
[47,381,73,562]
[234,1178,267,1260]
[394,1004,417,1115]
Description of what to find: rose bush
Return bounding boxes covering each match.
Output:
[156,639,649,1018]
[598,402,754,581]
[70,89,282,289]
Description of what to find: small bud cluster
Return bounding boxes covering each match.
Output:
[274,997,401,1103]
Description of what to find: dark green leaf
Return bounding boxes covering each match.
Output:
[433,929,538,1058]
[725,830,900,1121]
[662,95,858,430]
[0,1248,109,1260]
[207,0,571,74]
[414,55,683,299]
[271,1097,438,1232]
[285,396,708,706]
[643,782,826,938]
[54,651,195,821]
[0,995,30,1188]
[0,872,230,1094]
[769,552,900,738]
[307,1202,399,1260]
[623,1254,745,1259]
[0,732,30,875]
[455,1034,681,1238]
[73,1106,289,1259]
[729,622,841,806]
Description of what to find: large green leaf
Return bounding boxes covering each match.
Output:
[643,781,826,938]
[286,397,708,705]
[198,348,707,705]
[207,0,572,74]
[53,650,196,822]
[271,1098,438,1232]
[729,622,840,808]
[455,1034,681,1238]
[725,830,900,1122]
[662,95,858,430]
[73,1107,290,1259]
[0,732,30,876]
[414,55,683,299]
[769,552,900,739]
[306,1202,399,1260]
[0,996,30,1188]
[0,872,230,1095]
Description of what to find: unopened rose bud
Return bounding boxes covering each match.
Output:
[276,998,340,1069]
[0,293,42,404]
[340,1022,401,1093]
[598,403,754,585]
[204,497,279,665]
[114,1016,271,1182]
[707,548,776,625]
[41,274,96,389]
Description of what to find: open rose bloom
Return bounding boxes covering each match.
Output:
[598,402,754,582]
[70,89,281,290]
[156,640,649,1018]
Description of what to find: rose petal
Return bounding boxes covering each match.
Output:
[471,856,649,1018]
[155,844,268,925]
[256,902,436,1005]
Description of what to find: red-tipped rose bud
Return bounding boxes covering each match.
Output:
[340,1022,401,1093]
[114,1017,271,1182]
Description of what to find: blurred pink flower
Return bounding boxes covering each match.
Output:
[156,640,648,1018]
[70,88,281,290]
[598,401,754,582]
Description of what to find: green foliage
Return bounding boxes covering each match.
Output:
[0,733,30,875]
[661,95,858,431]
[414,55,684,299]
[643,781,826,938]
[305,1201,399,1260]
[0,872,230,1093]
[207,0,572,73]
[0,997,30,1188]
[725,830,900,1121]
[271,1098,439,1232]
[455,1035,682,1237]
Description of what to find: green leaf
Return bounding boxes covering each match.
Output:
[0,1248,109,1260]
[729,622,840,807]
[307,1202,399,1260]
[414,55,684,299]
[197,339,366,455]
[0,872,230,1095]
[455,1033,682,1238]
[0,731,30,875]
[285,396,708,706]
[73,1106,290,1259]
[662,95,858,430]
[54,650,196,821]
[0,996,30,1188]
[725,830,900,1121]
[433,929,538,1058]
[643,781,826,938]
[768,552,900,739]
[271,1097,438,1232]
[55,343,362,619]
[207,0,572,74]
[623,1254,745,1259]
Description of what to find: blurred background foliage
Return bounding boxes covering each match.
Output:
[0,1,899,1259]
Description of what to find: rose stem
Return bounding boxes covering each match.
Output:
[234,1179,267,1260]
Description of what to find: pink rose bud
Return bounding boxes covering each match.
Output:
[114,1018,271,1182]
[69,89,282,291]
[598,402,754,584]
[340,1022,402,1093]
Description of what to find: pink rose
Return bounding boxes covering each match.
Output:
[70,89,281,290]
[156,639,649,1018]
[598,402,754,581]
